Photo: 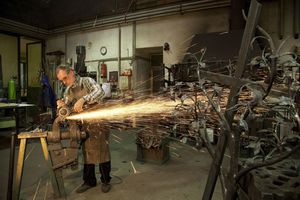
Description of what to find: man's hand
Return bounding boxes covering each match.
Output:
[57,99,65,108]
[73,98,85,112]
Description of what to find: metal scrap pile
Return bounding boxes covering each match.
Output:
[171,83,254,140]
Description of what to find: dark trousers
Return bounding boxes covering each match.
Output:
[83,161,111,186]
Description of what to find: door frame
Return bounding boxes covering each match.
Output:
[26,41,44,89]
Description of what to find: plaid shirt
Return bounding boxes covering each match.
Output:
[65,75,105,103]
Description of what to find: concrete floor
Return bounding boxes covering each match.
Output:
[0,128,222,200]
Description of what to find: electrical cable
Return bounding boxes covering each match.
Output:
[110,174,123,185]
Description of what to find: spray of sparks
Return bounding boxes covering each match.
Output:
[66,97,184,121]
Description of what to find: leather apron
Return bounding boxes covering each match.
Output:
[66,83,110,164]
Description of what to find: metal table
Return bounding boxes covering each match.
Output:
[0,103,35,200]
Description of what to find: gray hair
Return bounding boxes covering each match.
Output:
[56,64,73,75]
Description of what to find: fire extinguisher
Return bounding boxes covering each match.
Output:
[100,62,107,78]
[8,77,16,100]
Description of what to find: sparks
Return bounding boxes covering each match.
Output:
[66,97,182,121]
[130,161,138,174]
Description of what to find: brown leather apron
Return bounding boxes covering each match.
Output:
[66,82,110,164]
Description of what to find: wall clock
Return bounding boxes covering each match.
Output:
[100,46,107,55]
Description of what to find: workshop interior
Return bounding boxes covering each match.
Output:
[0,0,300,199]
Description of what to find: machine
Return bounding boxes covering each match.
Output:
[14,105,87,199]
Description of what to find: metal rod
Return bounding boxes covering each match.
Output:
[118,24,122,81]
[132,21,137,93]
[225,0,262,199]
[7,132,16,200]
[202,1,262,199]
[7,108,20,200]
[17,36,21,103]
[294,0,300,38]
[85,56,132,63]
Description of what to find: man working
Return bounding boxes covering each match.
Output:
[56,64,112,193]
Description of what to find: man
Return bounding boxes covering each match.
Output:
[56,65,112,193]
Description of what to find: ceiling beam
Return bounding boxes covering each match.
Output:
[0,0,230,39]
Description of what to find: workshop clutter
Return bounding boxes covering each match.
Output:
[136,137,170,164]
[121,69,132,76]
[136,126,170,164]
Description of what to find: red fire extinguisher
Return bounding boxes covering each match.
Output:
[100,62,107,78]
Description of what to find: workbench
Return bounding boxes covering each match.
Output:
[0,103,18,128]
[0,103,35,128]
[0,102,35,200]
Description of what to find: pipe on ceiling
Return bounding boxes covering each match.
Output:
[0,0,230,38]
[50,0,230,36]
[0,17,48,39]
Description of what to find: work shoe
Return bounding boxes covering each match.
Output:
[76,183,96,193]
[101,183,111,193]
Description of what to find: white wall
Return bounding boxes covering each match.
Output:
[67,29,118,61]
[121,25,133,58]
[46,7,230,88]
[136,8,229,66]
[45,2,300,92]
[59,27,132,82]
